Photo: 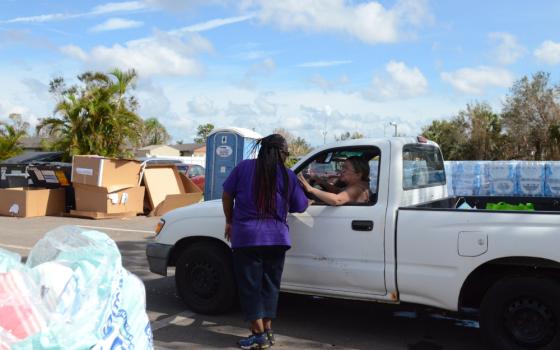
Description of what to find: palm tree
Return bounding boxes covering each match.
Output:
[37,69,143,159]
[141,118,170,146]
[0,114,29,161]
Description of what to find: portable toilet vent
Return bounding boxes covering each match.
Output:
[204,127,262,200]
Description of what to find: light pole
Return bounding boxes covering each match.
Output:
[389,122,397,137]
[322,105,332,144]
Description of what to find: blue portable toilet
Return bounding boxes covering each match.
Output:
[204,127,262,201]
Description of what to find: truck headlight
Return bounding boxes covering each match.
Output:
[155,219,166,236]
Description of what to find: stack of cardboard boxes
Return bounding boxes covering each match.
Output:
[70,156,145,219]
[0,155,204,219]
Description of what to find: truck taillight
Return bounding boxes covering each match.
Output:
[417,135,428,143]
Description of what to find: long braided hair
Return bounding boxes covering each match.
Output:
[253,134,290,220]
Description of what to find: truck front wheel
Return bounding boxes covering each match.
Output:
[175,242,236,314]
[480,276,560,350]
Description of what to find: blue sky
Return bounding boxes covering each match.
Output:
[1,0,559,146]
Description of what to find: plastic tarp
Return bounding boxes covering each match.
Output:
[0,226,153,350]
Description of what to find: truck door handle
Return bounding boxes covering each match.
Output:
[352,220,374,231]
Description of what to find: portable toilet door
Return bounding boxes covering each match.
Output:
[204,127,262,200]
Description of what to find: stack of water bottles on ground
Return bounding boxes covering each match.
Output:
[445,161,560,197]
[0,226,153,350]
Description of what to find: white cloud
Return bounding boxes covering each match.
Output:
[489,32,525,65]
[61,31,212,77]
[239,58,277,89]
[297,60,352,68]
[534,40,560,65]
[0,1,147,24]
[92,1,146,14]
[242,0,432,44]
[90,18,144,32]
[441,66,514,94]
[188,96,219,117]
[21,78,51,101]
[366,60,428,100]
[309,74,350,90]
[135,79,173,120]
[173,14,256,33]
[145,0,223,12]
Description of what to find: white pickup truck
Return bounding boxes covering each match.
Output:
[147,137,560,350]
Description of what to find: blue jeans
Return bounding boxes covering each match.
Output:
[232,246,287,322]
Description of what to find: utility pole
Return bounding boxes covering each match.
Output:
[322,105,331,144]
[389,122,398,137]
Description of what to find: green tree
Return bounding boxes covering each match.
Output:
[460,102,506,160]
[37,69,143,159]
[335,131,364,141]
[422,116,469,160]
[423,102,507,160]
[502,72,560,160]
[289,136,312,157]
[0,114,29,160]
[194,123,214,144]
[141,118,170,146]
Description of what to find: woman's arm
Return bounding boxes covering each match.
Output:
[298,174,358,206]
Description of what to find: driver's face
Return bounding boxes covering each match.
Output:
[340,160,360,183]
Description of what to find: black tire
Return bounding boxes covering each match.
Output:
[480,276,560,350]
[175,242,236,314]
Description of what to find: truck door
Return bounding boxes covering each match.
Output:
[284,145,388,296]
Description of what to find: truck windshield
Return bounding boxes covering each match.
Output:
[402,144,446,190]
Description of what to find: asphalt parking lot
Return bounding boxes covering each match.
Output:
[0,216,486,350]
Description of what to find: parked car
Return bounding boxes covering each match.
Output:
[2,151,64,164]
[147,136,560,350]
[183,164,205,191]
[137,158,205,191]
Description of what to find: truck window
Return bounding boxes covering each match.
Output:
[297,146,380,206]
[402,144,445,190]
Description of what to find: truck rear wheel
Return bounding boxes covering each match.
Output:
[175,242,236,314]
[480,276,560,350]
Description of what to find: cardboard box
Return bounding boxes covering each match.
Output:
[71,156,142,191]
[74,184,145,214]
[0,188,65,218]
[143,164,203,216]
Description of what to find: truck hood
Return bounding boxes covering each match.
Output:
[162,199,224,224]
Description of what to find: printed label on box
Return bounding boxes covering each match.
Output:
[76,167,94,176]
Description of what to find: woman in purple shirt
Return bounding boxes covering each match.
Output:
[222,134,308,349]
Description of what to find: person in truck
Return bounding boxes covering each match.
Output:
[222,134,309,350]
[298,156,371,205]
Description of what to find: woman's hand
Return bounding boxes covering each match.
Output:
[297,173,314,192]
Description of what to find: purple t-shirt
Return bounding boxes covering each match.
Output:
[223,159,308,249]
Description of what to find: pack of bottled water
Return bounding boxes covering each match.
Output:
[487,161,517,195]
[517,162,545,196]
[449,161,490,196]
[445,161,559,197]
[545,162,560,196]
